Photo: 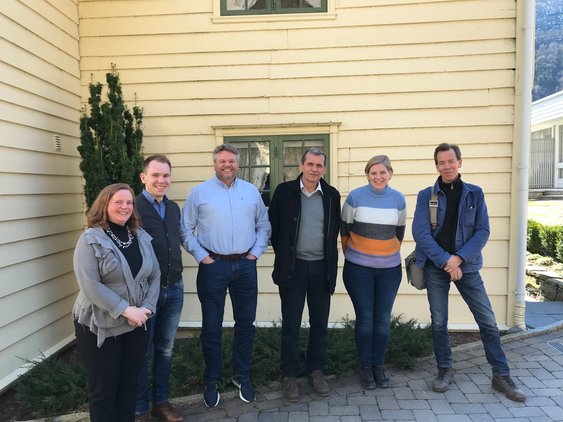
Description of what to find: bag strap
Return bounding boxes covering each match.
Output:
[429,190,438,230]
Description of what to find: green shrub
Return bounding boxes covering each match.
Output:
[527,220,544,255]
[15,350,87,418]
[386,315,433,369]
[527,219,563,262]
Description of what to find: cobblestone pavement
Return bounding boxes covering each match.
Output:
[173,327,563,422]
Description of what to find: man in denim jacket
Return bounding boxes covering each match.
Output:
[412,143,526,402]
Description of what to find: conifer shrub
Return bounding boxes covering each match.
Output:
[78,64,144,209]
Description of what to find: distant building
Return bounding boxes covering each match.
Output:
[530,90,563,193]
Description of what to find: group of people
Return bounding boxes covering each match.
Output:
[72,142,526,422]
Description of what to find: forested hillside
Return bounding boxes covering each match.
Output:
[533,0,563,100]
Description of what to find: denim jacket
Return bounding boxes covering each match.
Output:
[412,178,490,273]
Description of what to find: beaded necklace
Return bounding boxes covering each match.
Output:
[105,225,134,249]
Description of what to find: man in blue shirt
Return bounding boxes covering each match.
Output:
[182,144,271,408]
[135,155,185,422]
[412,143,526,402]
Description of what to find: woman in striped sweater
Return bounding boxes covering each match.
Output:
[341,155,406,390]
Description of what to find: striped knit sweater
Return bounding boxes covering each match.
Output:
[341,184,406,268]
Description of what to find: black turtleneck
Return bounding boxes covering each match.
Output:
[105,221,142,278]
[436,175,463,254]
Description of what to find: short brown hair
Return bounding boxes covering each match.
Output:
[143,155,172,173]
[86,183,140,234]
[365,155,393,175]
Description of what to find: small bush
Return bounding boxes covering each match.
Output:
[527,220,544,255]
[15,350,87,418]
[527,219,563,262]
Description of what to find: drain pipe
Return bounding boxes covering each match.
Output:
[512,0,535,330]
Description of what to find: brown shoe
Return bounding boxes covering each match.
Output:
[135,412,150,422]
[431,367,454,392]
[282,376,300,402]
[491,375,527,402]
[151,401,184,422]
[309,370,330,397]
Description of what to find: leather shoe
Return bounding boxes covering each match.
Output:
[134,412,150,422]
[282,376,300,402]
[151,401,184,422]
[491,375,527,402]
[432,367,454,392]
[309,370,330,396]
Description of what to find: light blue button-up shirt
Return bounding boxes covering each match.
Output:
[141,189,166,219]
[182,176,271,263]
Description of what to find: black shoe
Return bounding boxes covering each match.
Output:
[203,384,220,408]
[232,377,256,403]
[359,366,376,390]
[491,374,527,402]
[373,365,391,388]
[432,367,454,392]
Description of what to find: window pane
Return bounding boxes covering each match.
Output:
[281,0,320,8]
[283,141,303,166]
[226,0,267,10]
[284,167,300,181]
[249,141,270,166]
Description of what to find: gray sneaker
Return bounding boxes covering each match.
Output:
[432,367,454,392]
[373,365,391,388]
[491,374,527,402]
[359,366,376,390]
[282,376,300,402]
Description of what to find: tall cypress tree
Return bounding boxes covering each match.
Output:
[78,64,144,209]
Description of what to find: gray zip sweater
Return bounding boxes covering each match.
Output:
[72,226,161,347]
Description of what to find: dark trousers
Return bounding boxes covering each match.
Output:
[279,258,331,377]
[74,320,148,422]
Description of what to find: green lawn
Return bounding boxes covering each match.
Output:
[528,200,563,226]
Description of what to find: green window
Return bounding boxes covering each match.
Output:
[226,134,330,206]
[221,0,327,16]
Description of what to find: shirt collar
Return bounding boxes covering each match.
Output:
[142,189,167,204]
[300,177,323,196]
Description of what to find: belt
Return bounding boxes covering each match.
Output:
[205,248,249,261]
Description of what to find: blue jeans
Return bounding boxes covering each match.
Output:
[343,261,402,367]
[279,258,331,377]
[136,280,184,413]
[424,262,510,375]
[197,258,257,385]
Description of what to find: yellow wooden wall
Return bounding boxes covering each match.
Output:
[77,0,518,329]
[0,0,82,391]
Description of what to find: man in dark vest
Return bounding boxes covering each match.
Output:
[135,155,185,422]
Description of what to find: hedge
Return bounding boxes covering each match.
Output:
[527,219,563,262]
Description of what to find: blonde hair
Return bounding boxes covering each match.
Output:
[365,155,393,174]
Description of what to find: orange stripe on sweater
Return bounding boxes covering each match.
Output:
[348,232,400,256]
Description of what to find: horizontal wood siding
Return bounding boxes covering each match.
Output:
[78,0,517,328]
[0,0,81,391]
